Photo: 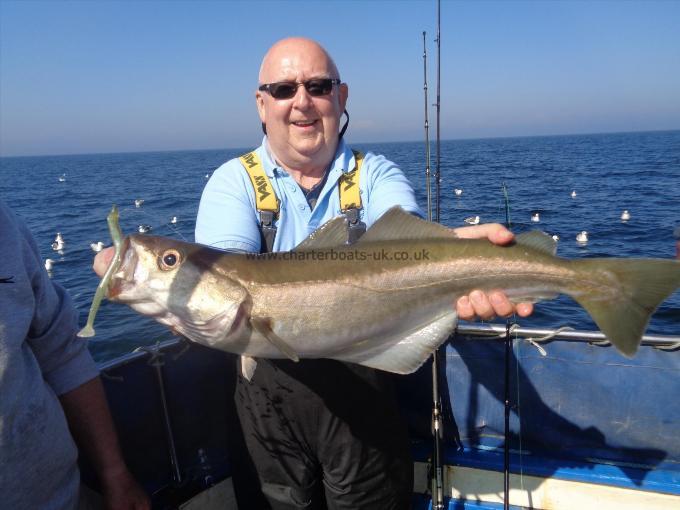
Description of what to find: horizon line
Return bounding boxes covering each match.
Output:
[1,127,678,159]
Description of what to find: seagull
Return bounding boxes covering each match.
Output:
[571,190,577,199]
[454,188,463,196]
[170,216,178,224]
[464,216,480,225]
[551,234,560,242]
[621,210,631,222]
[44,258,54,271]
[531,212,540,222]
[138,224,152,233]
[135,199,144,208]
[576,231,589,244]
[58,174,66,182]
[51,233,65,251]
[90,241,105,252]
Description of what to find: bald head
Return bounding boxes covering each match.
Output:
[255,37,348,179]
[259,37,340,84]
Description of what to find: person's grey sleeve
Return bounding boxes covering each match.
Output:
[18,212,99,395]
[195,159,262,252]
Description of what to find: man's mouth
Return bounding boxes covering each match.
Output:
[292,120,317,127]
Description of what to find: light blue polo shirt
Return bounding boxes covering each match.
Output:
[195,137,422,252]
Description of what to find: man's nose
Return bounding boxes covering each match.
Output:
[292,84,313,108]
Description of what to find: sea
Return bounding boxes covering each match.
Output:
[2,130,679,362]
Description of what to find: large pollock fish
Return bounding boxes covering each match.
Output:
[90,207,680,378]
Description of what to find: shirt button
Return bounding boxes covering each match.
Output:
[298,203,305,210]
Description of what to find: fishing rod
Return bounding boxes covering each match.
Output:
[430,1,445,509]
[502,182,512,510]
[502,182,512,228]
[434,0,442,223]
[423,31,432,222]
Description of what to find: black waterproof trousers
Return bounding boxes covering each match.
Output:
[235,358,413,510]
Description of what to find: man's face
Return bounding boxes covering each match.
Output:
[256,40,348,173]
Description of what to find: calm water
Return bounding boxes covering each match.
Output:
[2,130,679,361]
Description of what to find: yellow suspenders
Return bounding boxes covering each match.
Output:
[239,150,364,214]
[239,151,366,252]
[238,150,279,215]
[338,150,364,212]
[239,150,365,251]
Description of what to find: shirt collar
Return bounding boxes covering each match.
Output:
[259,136,356,179]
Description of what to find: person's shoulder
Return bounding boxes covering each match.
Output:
[212,145,271,180]
[0,200,28,241]
[354,150,397,172]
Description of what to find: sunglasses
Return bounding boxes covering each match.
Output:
[258,78,342,100]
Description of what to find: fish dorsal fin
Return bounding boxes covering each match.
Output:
[357,206,458,244]
[515,231,557,256]
[294,215,349,250]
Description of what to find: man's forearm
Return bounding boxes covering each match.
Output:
[59,377,129,483]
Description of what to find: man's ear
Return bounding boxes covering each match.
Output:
[338,83,348,111]
[256,91,266,123]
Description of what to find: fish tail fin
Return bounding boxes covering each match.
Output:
[571,259,680,356]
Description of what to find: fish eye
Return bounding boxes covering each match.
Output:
[159,249,182,271]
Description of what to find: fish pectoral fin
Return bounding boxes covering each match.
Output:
[241,356,258,381]
[251,318,300,362]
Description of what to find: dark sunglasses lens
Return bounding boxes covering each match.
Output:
[269,83,297,99]
[305,79,333,96]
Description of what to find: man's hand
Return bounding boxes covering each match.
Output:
[451,223,534,321]
[100,467,150,510]
[93,247,115,277]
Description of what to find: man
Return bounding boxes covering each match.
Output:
[193,37,532,509]
[0,199,149,510]
[92,37,532,508]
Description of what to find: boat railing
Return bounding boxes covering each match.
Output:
[97,324,680,373]
[454,323,680,351]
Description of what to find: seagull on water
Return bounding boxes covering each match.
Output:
[138,225,152,233]
[170,216,178,224]
[454,188,463,196]
[44,259,54,271]
[90,241,105,252]
[576,231,589,244]
[621,210,631,222]
[551,234,560,242]
[531,212,540,222]
[135,199,145,208]
[51,233,65,251]
[571,190,577,198]
[464,216,480,225]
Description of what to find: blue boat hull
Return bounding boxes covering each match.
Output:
[84,332,680,509]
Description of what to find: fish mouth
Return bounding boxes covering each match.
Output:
[108,237,135,299]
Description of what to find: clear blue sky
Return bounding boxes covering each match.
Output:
[1,0,679,157]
